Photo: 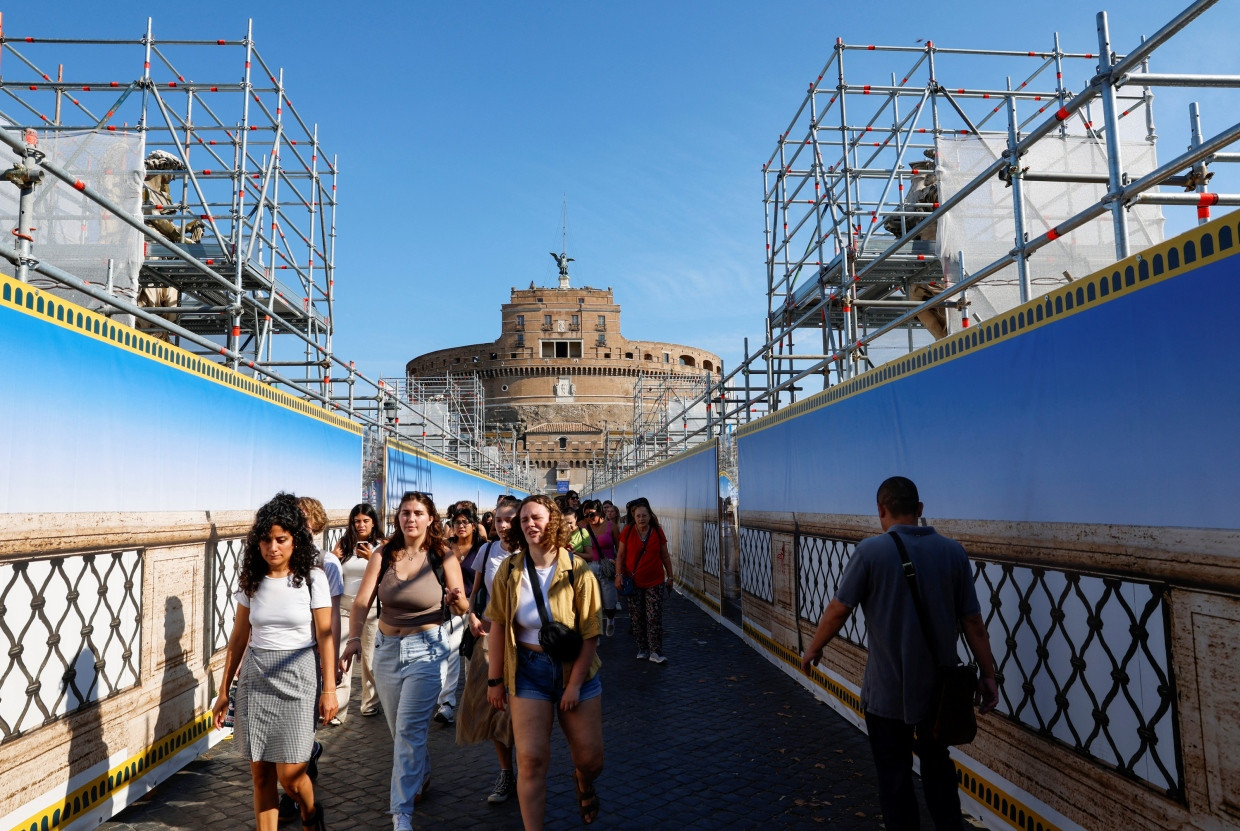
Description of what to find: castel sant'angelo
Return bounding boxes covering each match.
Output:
[405,254,722,493]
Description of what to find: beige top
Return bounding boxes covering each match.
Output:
[377,557,443,628]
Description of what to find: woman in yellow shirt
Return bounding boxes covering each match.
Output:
[486,495,604,828]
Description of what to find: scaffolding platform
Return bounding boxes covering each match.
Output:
[140,240,326,335]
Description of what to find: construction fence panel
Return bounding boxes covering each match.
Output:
[384,439,527,530]
[0,271,363,515]
[593,440,721,610]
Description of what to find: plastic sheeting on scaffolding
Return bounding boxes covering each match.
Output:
[0,129,144,312]
[935,133,1164,321]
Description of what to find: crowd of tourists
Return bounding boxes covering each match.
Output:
[213,489,675,831]
[212,477,997,831]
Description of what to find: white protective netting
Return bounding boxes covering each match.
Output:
[0,129,144,311]
[936,124,1165,321]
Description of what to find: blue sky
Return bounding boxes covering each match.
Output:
[16,1,1239,382]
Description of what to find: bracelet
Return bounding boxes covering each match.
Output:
[346,636,361,645]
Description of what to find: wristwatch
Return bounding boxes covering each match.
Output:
[487,677,504,688]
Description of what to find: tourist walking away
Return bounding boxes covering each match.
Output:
[615,497,675,663]
[457,495,521,804]
[437,503,487,726]
[212,492,336,831]
[339,491,469,831]
[800,476,999,831]
[487,494,605,829]
[333,503,385,720]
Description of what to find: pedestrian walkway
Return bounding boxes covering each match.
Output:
[102,594,927,830]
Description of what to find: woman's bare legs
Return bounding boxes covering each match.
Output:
[510,696,555,830]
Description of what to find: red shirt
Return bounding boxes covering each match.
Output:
[619,525,666,589]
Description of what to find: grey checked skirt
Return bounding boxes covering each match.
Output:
[235,645,318,763]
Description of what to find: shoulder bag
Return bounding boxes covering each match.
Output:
[889,531,979,746]
[619,528,652,596]
[585,525,617,581]
[525,553,583,663]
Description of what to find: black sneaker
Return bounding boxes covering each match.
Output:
[278,793,299,820]
[487,770,515,804]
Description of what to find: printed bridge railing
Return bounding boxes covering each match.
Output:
[0,550,143,742]
[792,532,1182,800]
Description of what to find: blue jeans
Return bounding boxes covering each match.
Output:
[514,646,602,703]
[373,627,449,814]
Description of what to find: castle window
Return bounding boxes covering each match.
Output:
[663,352,670,363]
[516,334,524,347]
[559,437,568,450]
[625,352,634,359]
[543,314,552,327]
[680,355,696,367]
[541,340,583,359]
[516,314,524,328]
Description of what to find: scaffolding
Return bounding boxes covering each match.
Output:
[592,0,1240,486]
[0,16,337,375]
[752,1,1240,411]
[624,371,712,472]
[379,373,536,492]
[0,16,532,491]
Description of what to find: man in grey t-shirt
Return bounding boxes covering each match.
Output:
[800,477,998,831]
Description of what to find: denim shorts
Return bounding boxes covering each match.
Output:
[513,646,602,703]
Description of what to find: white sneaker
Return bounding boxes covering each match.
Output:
[605,619,614,637]
[636,650,649,660]
[393,813,413,831]
[648,652,667,664]
[434,703,455,724]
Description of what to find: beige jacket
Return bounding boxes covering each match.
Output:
[486,547,602,693]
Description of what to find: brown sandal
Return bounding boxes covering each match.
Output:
[572,770,600,825]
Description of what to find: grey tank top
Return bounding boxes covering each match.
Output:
[377,557,443,628]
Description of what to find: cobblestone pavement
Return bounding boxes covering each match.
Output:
[104,594,930,830]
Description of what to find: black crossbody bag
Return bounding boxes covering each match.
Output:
[889,531,979,746]
[525,554,584,663]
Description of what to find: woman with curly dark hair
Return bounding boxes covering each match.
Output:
[212,492,336,831]
[339,491,468,831]
[486,494,604,828]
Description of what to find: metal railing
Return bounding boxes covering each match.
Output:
[789,532,1182,799]
[0,550,143,742]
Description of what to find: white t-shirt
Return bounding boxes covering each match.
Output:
[341,553,368,601]
[316,546,344,598]
[514,563,555,648]
[480,541,510,622]
[236,568,332,650]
